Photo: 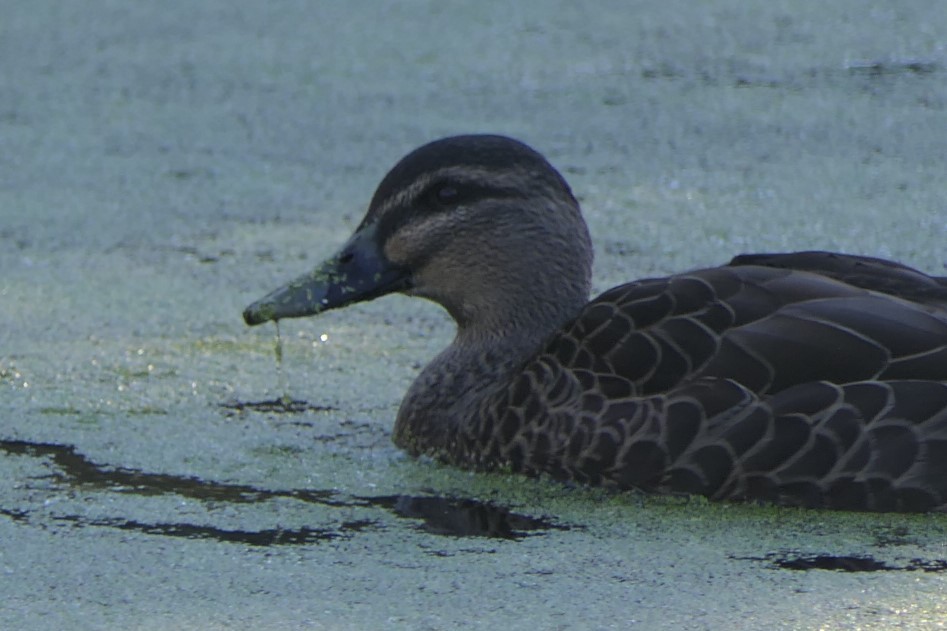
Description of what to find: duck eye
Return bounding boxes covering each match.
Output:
[434,185,459,205]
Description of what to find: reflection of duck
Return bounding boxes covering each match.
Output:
[244,135,947,512]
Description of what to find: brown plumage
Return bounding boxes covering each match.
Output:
[244,134,947,512]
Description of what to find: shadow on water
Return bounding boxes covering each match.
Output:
[0,439,565,546]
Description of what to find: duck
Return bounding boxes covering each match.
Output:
[243,134,947,513]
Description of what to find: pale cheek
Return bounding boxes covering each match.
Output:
[384,232,417,267]
[384,219,447,266]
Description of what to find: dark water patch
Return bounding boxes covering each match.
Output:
[0,439,563,544]
[640,63,685,81]
[221,402,376,438]
[635,58,941,93]
[846,59,939,77]
[368,494,568,540]
[0,507,29,523]
[221,399,337,414]
[0,439,344,505]
[165,167,215,181]
[872,525,918,548]
[53,514,377,546]
[736,552,947,573]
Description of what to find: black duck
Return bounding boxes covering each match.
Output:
[244,134,947,513]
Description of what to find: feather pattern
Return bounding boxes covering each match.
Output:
[457,263,947,511]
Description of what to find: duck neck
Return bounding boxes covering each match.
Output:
[391,292,586,462]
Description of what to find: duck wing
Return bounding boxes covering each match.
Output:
[479,261,947,511]
[729,250,947,309]
[560,263,947,394]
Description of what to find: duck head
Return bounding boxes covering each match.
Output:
[243,134,593,338]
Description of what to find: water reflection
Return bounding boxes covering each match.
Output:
[0,439,563,545]
[371,495,564,540]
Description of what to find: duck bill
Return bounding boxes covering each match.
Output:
[242,225,410,326]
